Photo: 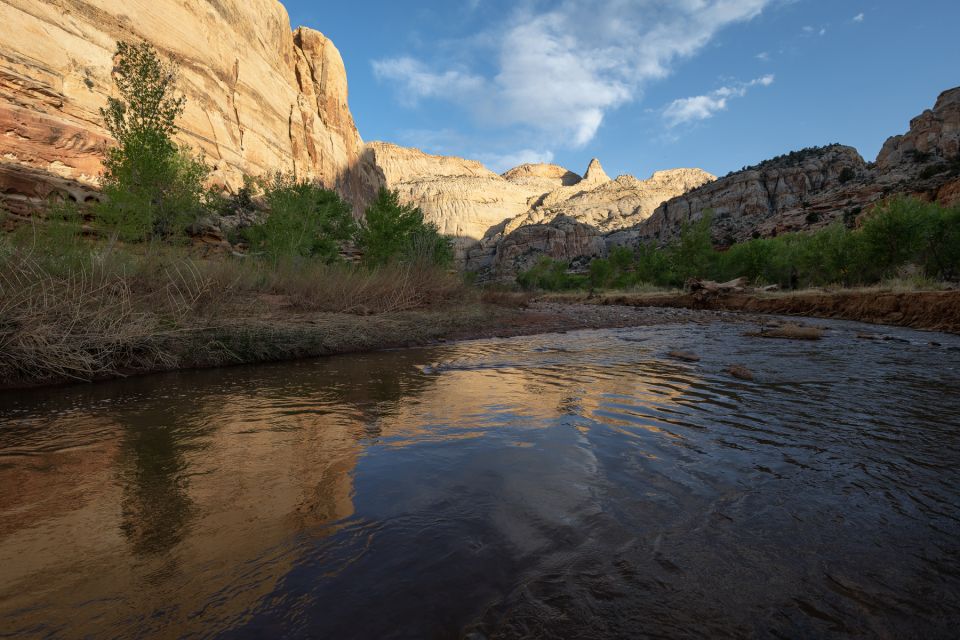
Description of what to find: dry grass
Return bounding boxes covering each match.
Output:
[480,288,535,308]
[0,242,473,386]
[0,249,177,384]
[262,261,468,314]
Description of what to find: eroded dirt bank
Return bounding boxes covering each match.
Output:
[4,290,956,391]
[0,303,734,391]
[558,289,960,334]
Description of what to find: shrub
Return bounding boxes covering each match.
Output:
[838,167,856,184]
[358,188,452,267]
[244,174,355,262]
[97,41,210,241]
[666,212,716,283]
[859,197,931,278]
[588,257,614,288]
[517,257,581,291]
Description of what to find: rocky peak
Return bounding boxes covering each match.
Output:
[582,158,611,185]
[502,163,582,186]
[616,87,960,251]
[876,86,960,170]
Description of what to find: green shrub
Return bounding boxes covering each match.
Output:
[838,167,856,184]
[358,188,452,267]
[588,258,613,288]
[517,257,583,291]
[666,213,716,284]
[517,196,960,292]
[859,197,931,278]
[96,41,210,241]
[244,174,355,263]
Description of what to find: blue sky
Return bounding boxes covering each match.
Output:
[285,1,959,178]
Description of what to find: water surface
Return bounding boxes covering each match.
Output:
[2,318,959,638]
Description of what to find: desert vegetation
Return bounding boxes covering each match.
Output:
[519,197,960,292]
[0,41,464,387]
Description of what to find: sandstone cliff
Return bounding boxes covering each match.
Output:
[357,147,714,273]
[620,145,868,246]
[466,161,714,274]
[357,142,547,244]
[613,86,960,250]
[0,0,363,211]
[877,87,960,170]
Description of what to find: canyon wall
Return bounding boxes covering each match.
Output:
[615,86,960,249]
[0,0,364,211]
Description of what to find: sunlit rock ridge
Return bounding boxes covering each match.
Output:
[357,143,715,270]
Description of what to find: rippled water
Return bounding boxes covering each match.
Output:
[2,318,960,638]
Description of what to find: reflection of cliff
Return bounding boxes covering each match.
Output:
[0,349,448,636]
[0,336,699,635]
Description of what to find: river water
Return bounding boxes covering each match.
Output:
[2,317,959,638]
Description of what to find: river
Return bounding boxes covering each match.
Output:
[1,318,959,638]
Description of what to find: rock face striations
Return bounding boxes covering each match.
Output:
[0,0,363,211]
[358,145,715,273]
[355,142,543,244]
[616,86,960,249]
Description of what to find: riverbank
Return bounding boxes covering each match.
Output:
[0,296,733,390]
[543,287,960,334]
[4,285,957,390]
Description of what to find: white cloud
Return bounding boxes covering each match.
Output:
[476,149,556,173]
[853,12,865,22]
[371,57,484,107]
[373,0,773,148]
[756,51,770,61]
[663,75,774,127]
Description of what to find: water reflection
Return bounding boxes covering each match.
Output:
[1,321,959,638]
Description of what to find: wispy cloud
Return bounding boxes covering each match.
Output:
[756,51,770,61]
[372,57,484,107]
[853,12,865,22]
[663,75,775,128]
[373,0,773,148]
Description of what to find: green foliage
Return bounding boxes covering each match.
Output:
[244,174,355,263]
[588,257,614,288]
[517,197,960,291]
[667,213,717,284]
[96,41,209,241]
[357,188,453,267]
[517,257,584,291]
[919,163,949,180]
[7,201,90,274]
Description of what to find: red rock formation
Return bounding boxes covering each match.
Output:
[0,0,363,211]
